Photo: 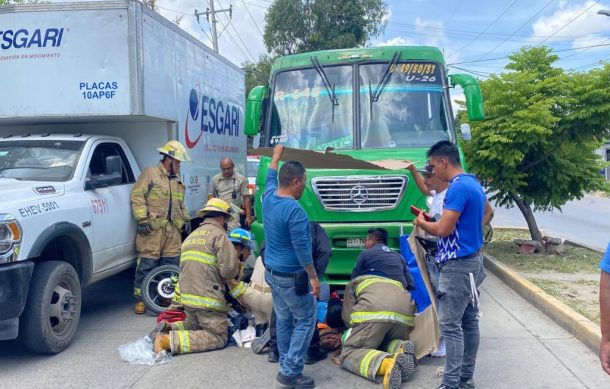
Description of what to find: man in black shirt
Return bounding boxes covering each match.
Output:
[352,228,415,291]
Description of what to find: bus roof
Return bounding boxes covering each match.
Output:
[270,46,445,75]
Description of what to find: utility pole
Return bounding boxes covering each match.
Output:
[194,1,232,53]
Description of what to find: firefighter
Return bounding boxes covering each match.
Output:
[340,274,418,389]
[131,140,192,314]
[153,198,240,354]
[226,228,273,331]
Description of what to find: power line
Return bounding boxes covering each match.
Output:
[455,0,519,55]
[535,0,601,46]
[449,42,610,65]
[443,0,464,27]
[215,0,256,62]
[477,0,556,60]
[240,0,264,37]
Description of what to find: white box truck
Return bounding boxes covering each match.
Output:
[0,0,245,353]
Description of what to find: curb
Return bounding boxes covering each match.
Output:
[483,252,601,352]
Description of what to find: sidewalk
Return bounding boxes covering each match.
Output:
[1,270,608,388]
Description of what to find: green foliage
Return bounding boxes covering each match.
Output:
[461,46,610,239]
[263,0,387,56]
[242,54,274,96]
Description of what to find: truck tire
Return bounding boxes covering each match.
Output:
[141,264,180,315]
[20,261,81,354]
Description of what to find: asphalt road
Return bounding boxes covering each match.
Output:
[493,194,610,251]
[1,268,608,388]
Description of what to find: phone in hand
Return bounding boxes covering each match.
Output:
[410,205,434,222]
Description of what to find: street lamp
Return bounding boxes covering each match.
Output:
[598,9,610,17]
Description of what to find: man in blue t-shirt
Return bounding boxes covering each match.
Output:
[262,145,320,389]
[413,140,491,389]
[599,242,610,376]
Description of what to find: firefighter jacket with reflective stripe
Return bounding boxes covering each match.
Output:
[174,219,239,312]
[131,162,189,230]
[342,275,416,328]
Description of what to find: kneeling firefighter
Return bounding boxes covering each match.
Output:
[154,198,239,354]
[226,229,273,331]
[340,275,418,389]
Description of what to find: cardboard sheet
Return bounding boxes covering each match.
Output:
[248,147,388,170]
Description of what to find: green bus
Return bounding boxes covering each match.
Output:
[245,46,484,286]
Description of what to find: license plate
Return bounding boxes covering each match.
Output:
[346,238,365,248]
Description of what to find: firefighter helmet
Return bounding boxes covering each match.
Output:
[157,140,192,162]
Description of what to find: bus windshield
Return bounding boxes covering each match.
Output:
[268,65,353,151]
[266,60,451,150]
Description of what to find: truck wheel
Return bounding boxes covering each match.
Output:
[141,264,180,315]
[20,261,81,354]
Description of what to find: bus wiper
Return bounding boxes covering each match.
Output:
[311,57,339,123]
[369,51,400,120]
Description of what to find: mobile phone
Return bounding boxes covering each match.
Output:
[410,205,434,222]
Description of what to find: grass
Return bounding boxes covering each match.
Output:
[486,228,602,324]
[485,229,601,274]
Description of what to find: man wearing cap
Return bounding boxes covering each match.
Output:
[209,157,252,231]
[153,198,240,355]
[130,140,192,314]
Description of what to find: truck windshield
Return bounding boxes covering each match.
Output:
[268,65,353,151]
[0,140,84,182]
[360,62,451,148]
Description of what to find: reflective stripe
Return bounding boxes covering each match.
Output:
[229,282,247,298]
[133,287,141,298]
[173,283,182,304]
[173,321,185,331]
[360,350,382,378]
[387,339,402,354]
[355,276,404,296]
[350,311,415,326]
[180,250,218,267]
[180,293,226,311]
[177,330,190,353]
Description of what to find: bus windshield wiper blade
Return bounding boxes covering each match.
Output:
[311,57,339,123]
[368,51,400,120]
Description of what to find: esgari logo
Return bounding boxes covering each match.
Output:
[184,84,240,149]
[0,28,65,50]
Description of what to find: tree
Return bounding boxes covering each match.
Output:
[461,46,610,246]
[263,0,387,56]
[242,54,274,96]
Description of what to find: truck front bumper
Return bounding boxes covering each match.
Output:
[0,261,34,340]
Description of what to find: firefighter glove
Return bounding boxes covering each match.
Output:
[137,219,152,235]
[183,220,192,235]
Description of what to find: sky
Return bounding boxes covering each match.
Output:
[42,0,610,77]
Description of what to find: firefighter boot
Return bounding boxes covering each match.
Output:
[134,301,146,314]
[378,353,407,389]
[154,333,171,354]
[398,340,417,381]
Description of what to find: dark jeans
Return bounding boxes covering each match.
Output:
[437,255,485,388]
[265,270,316,378]
[269,309,320,356]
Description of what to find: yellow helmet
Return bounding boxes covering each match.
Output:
[157,140,192,162]
[196,198,234,220]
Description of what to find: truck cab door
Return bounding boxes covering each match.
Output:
[83,141,137,274]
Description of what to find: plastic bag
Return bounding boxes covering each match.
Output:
[118,335,172,366]
[232,325,256,348]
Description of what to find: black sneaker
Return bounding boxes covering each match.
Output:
[459,377,475,389]
[268,349,279,363]
[276,372,315,389]
[304,349,327,365]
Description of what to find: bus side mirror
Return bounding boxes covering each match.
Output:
[449,74,484,121]
[245,85,269,136]
[460,123,472,141]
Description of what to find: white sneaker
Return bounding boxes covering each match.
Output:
[431,339,446,358]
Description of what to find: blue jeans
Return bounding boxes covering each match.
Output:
[265,270,316,378]
[437,255,485,388]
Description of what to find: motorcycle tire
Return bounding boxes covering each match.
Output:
[141,264,180,315]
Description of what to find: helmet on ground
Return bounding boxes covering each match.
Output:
[228,228,256,251]
[196,198,233,220]
[157,140,192,162]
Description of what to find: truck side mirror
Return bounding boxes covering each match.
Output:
[245,85,269,136]
[449,74,484,121]
[85,155,123,190]
[460,123,472,141]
